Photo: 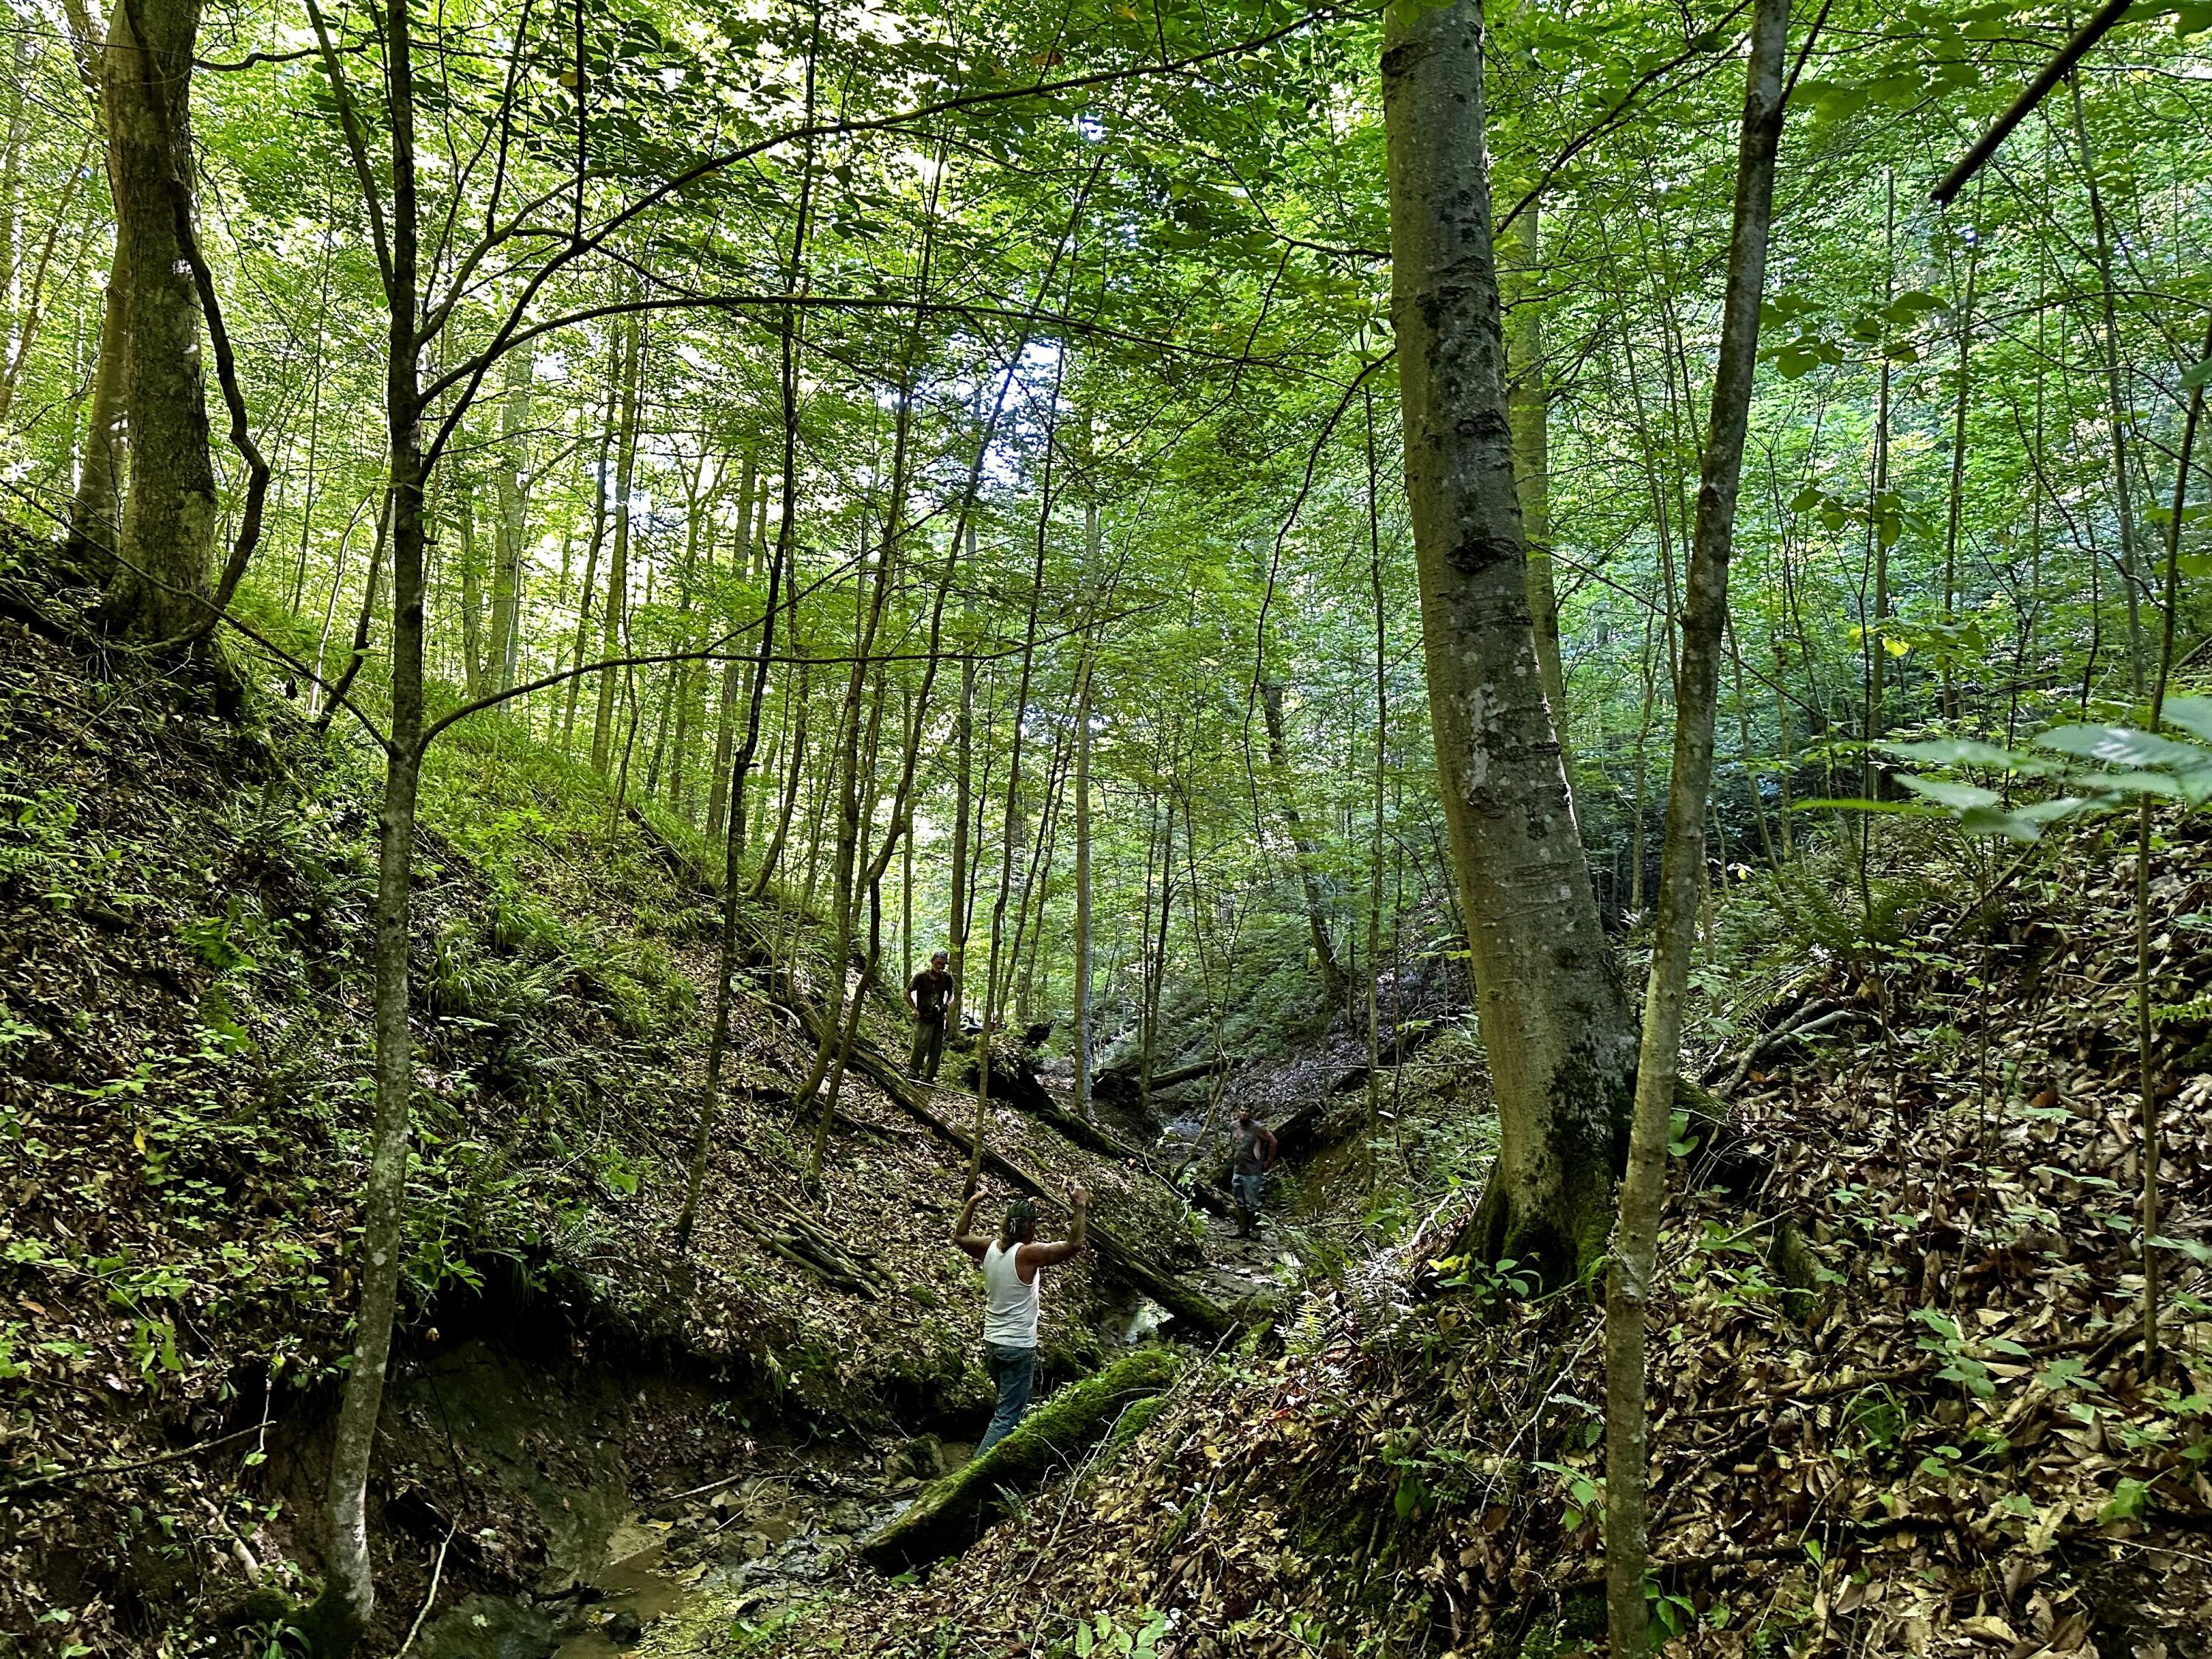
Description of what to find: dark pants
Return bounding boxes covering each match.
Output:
[976,1342,1036,1456]
[909,1014,945,1081]
[1233,1171,1264,1229]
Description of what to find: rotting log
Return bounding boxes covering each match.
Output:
[827,1026,1232,1335]
[1091,1054,1232,1105]
[861,1348,1180,1571]
[963,1048,1233,1217]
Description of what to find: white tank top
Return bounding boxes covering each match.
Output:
[981,1240,1040,1347]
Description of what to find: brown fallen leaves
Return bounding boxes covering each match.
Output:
[765,816,2211,1659]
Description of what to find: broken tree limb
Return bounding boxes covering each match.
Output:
[1711,1001,1869,1096]
[1932,0,2135,207]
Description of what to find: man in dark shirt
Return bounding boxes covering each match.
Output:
[1231,1105,1277,1237]
[908,950,955,1082]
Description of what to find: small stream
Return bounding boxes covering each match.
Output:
[403,1077,1309,1659]
[421,1455,939,1659]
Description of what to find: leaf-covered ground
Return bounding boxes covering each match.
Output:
[703,817,2212,1659]
[0,577,1223,1655]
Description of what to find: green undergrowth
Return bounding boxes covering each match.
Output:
[0,577,992,1652]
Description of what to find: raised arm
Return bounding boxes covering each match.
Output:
[951,1192,991,1261]
[1020,1185,1089,1269]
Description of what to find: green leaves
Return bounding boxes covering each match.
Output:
[2034,705,2212,806]
[1074,1609,1170,1657]
[1856,700,2212,842]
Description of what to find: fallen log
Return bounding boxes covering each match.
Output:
[1091,1054,1234,1105]
[861,1348,1180,1571]
[829,1032,1231,1335]
[615,811,1228,1326]
[961,1050,1234,1217]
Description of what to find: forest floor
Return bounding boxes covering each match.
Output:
[655,821,2212,1659]
[8,553,2212,1659]
[0,568,1276,1658]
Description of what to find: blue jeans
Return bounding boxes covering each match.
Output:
[976,1343,1036,1457]
[1233,1172,1264,1218]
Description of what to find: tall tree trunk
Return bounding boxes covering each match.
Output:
[963,372,1065,1197]
[285,236,333,613]
[592,315,641,772]
[1604,1,1791,1647]
[706,452,761,841]
[2136,312,2210,1366]
[1941,222,1979,724]
[1365,384,1389,1189]
[1071,503,1098,1120]
[487,341,532,693]
[456,484,484,700]
[1256,670,1349,1012]
[1630,614,1658,913]
[1138,785,1176,1119]
[947,521,978,1032]
[1501,185,1569,766]
[67,251,128,572]
[1864,172,1895,795]
[100,0,217,640]
[1381,0,1638,1285]
[2068,69,2144,698]
[562,372,616,748]
[674,21,821,1245]
[805,394,920,1178]
[0,32,28,318]
[754,638,810,899]
[60,0,122,576]
[308,0,425,1640]
[667,476,716,821]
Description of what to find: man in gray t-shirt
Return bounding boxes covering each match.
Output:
[1230,1107,1276,1237]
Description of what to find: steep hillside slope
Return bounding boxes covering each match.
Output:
[698,818,2212,1659]
[0,573,1216,1655]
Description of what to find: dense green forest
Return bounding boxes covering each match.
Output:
[2,0,2211,1652]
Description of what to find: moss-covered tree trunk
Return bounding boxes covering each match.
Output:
[100,0,216,640]
[1380,0,1637,1285]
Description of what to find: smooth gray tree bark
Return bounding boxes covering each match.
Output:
[1604,0,1792,1646]
[1501,186,1569,765]
[67,256,128,571]
[303,0,426,1641]
[1381,0,1637,1284]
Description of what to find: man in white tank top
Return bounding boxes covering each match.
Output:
[952,1183,1088,1455]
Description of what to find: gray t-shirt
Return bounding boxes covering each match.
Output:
[1234,1121,1270,1177]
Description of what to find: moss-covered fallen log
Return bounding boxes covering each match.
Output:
[861,1348,1180,1572]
